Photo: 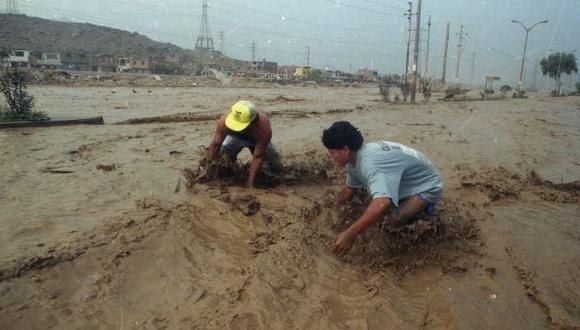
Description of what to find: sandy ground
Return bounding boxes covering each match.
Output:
[0,83,579,329]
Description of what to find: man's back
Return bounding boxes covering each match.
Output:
[346,141,442,206]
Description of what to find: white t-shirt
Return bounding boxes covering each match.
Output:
[346,141,443,207]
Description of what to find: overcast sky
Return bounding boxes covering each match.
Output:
[6,0,580,88]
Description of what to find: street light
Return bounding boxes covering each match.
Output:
[512,19,548,96]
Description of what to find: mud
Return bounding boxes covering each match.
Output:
[0,85,579,329]
[461,166,579,203]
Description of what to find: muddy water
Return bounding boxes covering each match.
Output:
[0,86,579,329]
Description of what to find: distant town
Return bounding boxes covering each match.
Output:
[1,49,381,84]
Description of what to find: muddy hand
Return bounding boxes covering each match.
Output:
[193,167,209,182]
[332,228,356,254]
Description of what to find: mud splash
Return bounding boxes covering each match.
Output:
[302,193,481,277]
[183,149,337,189]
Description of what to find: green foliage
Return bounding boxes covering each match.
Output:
[0,66,49,122]
[575,82,580,93]
[444,85,461,98]
[306,69,322,82]
[0,108,50,122]
[0,48,9,60]
[152,63,183,75]
[0,67,35,114]
[500,85,512,92]
[540,52,578,94]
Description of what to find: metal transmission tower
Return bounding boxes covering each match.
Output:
[7,0,19,14]
[195,0,214,50]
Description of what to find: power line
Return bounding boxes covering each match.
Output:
[217,0,397,31]
[319,0,403,17]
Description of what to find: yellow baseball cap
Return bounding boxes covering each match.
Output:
[225,100,257,132]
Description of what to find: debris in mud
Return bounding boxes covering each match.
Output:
[40,167,75,174]
[249,232,277,254]
[461,167,579,203]
[270,95,305,102]
[183,149,338,189]
[231,195,261,216]
[96,164,116,171]
[309,193,481,276]
[116,112,219,125]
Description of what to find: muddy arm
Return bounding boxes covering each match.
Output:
[336,185,356,205]
[333,197,391,252]
[247,141,266,188]
[207,117,227,160]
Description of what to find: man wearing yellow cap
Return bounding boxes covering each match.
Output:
[206,100,282,188]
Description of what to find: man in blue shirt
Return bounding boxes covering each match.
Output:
[322,121,443,252]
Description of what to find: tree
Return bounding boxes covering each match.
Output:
[0,48,49,122]
[540,52,578,95]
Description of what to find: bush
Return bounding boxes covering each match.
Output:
[152,63,183,75]
[0,107,50,122]
[500,85,512,93]
[444,85,461,98]
[575,82,580,94]
[0,66,50,122]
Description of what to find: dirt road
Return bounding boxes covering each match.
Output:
[0,85,578,329]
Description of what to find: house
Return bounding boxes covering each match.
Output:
[129,57,151,73]
[61,52,90,71]
[6,50,31,68]
[356,68,378,82]
[294,66,313,79]
[278,65,296,77]
[33,52,62,69]
[91,54,116,72]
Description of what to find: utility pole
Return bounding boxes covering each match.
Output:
[511,19,549,96]
[305,46,310,66]
[410,0,422,104]
[442,22,450,84]
[251,41,256,72]
[469,52,476,85]
[219,30,225,54]
[455,25,466,82]
[423,15,431,81]
[403,1,413,102]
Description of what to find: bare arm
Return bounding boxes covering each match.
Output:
[333,197,391,252]
[336,185,356,205]
[247,139,267,188]
[207,117,227,160]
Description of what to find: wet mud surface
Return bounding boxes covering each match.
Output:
[0,86,579,329]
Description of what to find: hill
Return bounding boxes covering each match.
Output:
[0,13,223,61]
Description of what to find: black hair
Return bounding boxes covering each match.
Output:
[251,113,260,124]
[322,121,364,151]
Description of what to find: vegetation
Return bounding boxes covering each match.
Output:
[575,82,580,95]
[0,49,49,122]
[500,85,512,93]
[305,69,322,82]
[444,85,461,98]
[152,63,183,75]
[540,52,578,96]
